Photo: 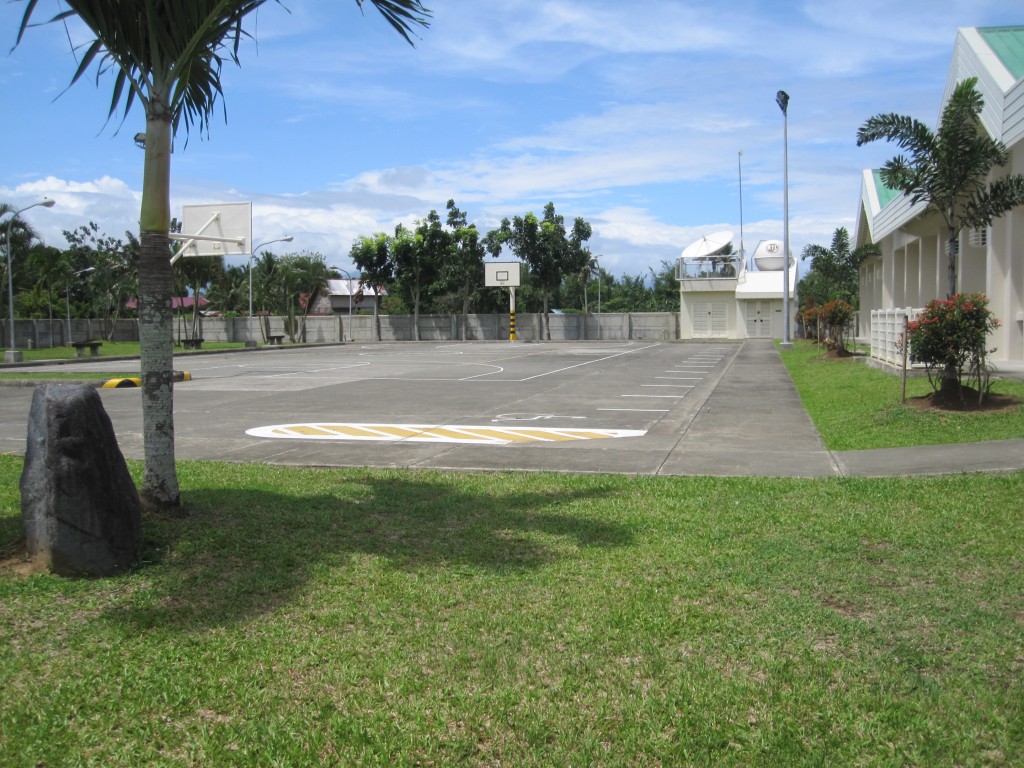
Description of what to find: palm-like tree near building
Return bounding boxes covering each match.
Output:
[15,1,430,508]
[856,77,1024,299]
[799,227,879,308]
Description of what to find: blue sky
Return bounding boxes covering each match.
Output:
[2,0,1021,280]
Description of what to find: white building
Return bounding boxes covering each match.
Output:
[676,237,797,340]
[855,25,1024,365]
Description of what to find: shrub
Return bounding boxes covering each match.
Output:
[804,300,854,352]
[906,293,999,401]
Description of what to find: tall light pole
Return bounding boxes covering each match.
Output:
[5,198,56,362]
[329,266,356,341]
[738,150,745,263]
[776,90,792,348]
[248,236,293,347]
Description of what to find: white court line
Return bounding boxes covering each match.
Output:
[656,376,701,380]
[495,344,661,382]
[641,384,693,388]
[622,394,684,398]
[597,408,670,412]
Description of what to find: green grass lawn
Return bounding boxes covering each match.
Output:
[13,340,250,363]
[2,457,1023,766]
[3,342,1024,765]
[779,340,1024,451]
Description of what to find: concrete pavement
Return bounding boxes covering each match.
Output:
[1,340,1022,478]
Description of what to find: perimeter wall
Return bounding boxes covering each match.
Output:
[2,312,680,347]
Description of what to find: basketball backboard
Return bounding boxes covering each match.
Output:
[178,202,252,258]
[485,261,521,287]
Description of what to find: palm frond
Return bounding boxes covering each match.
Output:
[16,0,430,137]
[356,0,431,45]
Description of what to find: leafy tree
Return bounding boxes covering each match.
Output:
[63,223,140,340]
[176,256,223,340]
[290,253,332,341]
[21,245,71,326]
[406,211,449,340]
[443,199,487,339]
[205,264,249,315]
[648,260,679,312]
[798,227,879,309]
[602,273,651,313]
[857,77,1024,298]
[15,0,430,508]
[350,232,393,340]
[494,203,592,339]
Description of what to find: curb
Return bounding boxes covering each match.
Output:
[101,371,192,388]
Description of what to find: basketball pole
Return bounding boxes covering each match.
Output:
[509,286,517,343]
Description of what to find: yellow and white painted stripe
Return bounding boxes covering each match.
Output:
[246,422,646,445]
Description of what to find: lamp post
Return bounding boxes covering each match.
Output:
[65,266,95,346]
[738,150,745,263]
[329,266,356,341]
[248,236,293,347]
[5,198,56,363]
[776,90,792,348]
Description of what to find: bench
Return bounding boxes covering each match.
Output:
[71,340,102,358]
[267,335,285,346]
[182,338,204,350]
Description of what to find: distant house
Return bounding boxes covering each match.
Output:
[855,25,1024,365]
[305,279,387,315]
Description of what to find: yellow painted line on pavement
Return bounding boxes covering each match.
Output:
[247,423,646,445]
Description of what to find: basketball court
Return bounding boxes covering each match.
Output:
[3,341,821,476]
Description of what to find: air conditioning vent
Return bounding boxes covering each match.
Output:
[969,228,987,248]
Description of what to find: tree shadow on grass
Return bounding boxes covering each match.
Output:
[106,471,632,631]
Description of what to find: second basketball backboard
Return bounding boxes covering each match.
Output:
[178,202,252,258]
[485,261,521,287]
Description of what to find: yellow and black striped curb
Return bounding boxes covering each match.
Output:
[101,371,192,389]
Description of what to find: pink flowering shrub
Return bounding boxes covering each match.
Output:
[906,293,999,400]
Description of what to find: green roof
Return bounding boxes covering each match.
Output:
[979,26,1024,81]
[872,170,900,210]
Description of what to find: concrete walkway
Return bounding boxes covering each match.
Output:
[680,340,1024,478]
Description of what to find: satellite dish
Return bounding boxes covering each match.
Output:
[752,239,793,271]
[680,230,733,260]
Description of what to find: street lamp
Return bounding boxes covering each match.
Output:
[65,266,95,346]
[248,236,293,347]
[5,198,56,362]
[329,266,356,341]
[776,90,792,348]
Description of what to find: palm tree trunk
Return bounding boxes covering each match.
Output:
[941,227,961,399]
[138,110,180,508]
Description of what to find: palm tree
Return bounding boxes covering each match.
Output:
[579,257,599,315]
[15,1,430,508]
[856,77,1024,299]
[798,227,879,308]
[1,202,43,326]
